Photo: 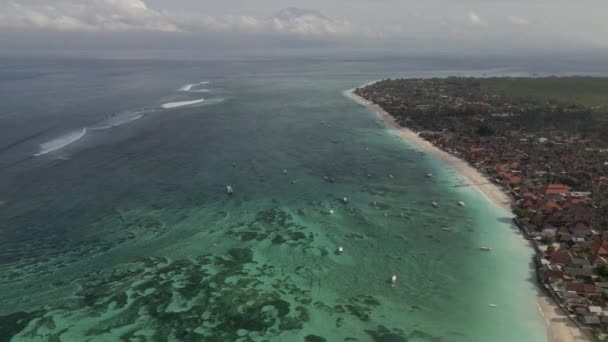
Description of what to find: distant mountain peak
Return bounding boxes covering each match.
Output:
[272,7,331,22]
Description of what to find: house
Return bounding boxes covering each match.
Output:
[543,270,571,283]
[565,283,600,294]
[570,191,592,198]
[593,256,608,265]
[571,258,591,267]
[583,315,601,325]
[571,223,592,237]
[590,240,608,256]
[541,201,560,213]
[541,226,558,238]
[545,184,571,201]
[545,184,570,195]
[563,266,593,278]
[550,250,573,265]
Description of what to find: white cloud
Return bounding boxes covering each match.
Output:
[507,15,529,25]
[0,0,351,38]
[468,11,482,24]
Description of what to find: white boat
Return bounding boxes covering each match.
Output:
[343,197,348,203]
[329,209,335,215]
[480,247,492,251]
[338,246,344,255]
[432,201,439,208]
[457,201,466,207]
[391,274,397,286]
[426,173,433,178]
[442,227,451,232]
[488,304,497,308]
[226,185,233,195]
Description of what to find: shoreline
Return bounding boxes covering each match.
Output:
[346,84,591,342]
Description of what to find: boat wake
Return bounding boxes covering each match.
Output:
[34,128,87,156]
[161,99,205,109]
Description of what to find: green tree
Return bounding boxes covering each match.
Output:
[476,125,495,137]
[597,263,608,277]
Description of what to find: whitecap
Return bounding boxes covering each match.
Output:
[34,128,87,156]
[200,98,226,106]
[91,109,151,130]
[161,99,205,109]
[179,81,209,92]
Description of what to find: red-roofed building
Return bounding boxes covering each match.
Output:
[520,199,534,209]
[593,256,607,265]
[545,184,570,196]
[565,283,600,294]
[541,201,560,213]
[550,250,573,265]
[590,241,608,256]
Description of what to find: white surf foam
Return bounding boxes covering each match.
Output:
[34,128,87,156]
[179,81,209,92]
[201,98,226,106]
[161,99,205,109]
[91,109,151,130]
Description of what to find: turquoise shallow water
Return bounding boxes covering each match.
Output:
[0,57,546,341]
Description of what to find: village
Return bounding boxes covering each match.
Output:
[355,77,608,340]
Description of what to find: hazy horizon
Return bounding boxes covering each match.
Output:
[1,0,607,59]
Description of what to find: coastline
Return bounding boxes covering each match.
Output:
[346,84,591,342]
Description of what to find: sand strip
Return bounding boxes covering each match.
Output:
[346,84,592,342]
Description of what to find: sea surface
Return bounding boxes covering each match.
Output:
[2,54,594,341]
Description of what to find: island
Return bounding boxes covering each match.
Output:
[352,77,608,341]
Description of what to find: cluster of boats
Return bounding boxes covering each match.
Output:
[223,168,494,294]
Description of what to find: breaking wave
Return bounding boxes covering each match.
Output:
[160,99,205,109]
[179,81,209,92]
[34,128,87,156]
[91,109,151,131]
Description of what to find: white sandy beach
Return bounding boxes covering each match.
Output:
[346,86,592,342]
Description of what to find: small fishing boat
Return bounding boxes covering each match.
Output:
[457,201,466,207]
[343,197,348,203]
[391,274,397,286]
[488,304,497,308]
[329,209,335,215]
[323,176,335,183]
[226,185,233,195]
[479,247,492,251]
[426,173,433,178]
[432,201,439,208]
[338,246,344,255]
[442,227,451,232]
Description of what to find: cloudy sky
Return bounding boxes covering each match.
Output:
[1,0,606,56]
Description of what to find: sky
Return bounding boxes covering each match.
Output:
[0,0,607,58]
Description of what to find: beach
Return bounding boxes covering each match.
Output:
[347,85,592,342]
